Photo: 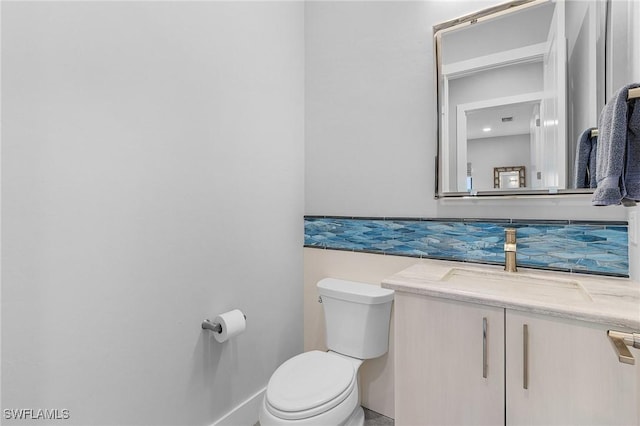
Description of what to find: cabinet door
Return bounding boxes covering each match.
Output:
[395,293,505,426]
[506,310,640,426]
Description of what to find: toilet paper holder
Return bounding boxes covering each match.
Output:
[201,319,223,333]
[201,314,247,334]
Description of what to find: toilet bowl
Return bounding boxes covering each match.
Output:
[259,278,394,426]
[259,351,364,426]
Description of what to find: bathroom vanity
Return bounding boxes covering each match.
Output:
[382,261,640,426]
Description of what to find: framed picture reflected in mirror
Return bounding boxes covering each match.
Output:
[494,166,526,189]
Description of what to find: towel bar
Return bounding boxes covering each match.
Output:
[629,87,640,100]
[607,330,640,365]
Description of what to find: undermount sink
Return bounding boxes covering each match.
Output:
[440,267,593,303]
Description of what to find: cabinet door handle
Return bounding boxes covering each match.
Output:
[482,317,488,378]
[523,324,529,390]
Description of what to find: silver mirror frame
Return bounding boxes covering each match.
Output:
[433,0,603,199]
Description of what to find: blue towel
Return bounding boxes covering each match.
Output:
[624,96,640,199]
[573,128,597,188]
[592,83,640,206]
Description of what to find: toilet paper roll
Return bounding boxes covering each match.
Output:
[213,309,246,343]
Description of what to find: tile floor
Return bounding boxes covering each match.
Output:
[364,408,394,425]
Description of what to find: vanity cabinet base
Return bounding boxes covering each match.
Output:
[506,310,640,426]
[394,293,504,426]
[394,292,640,426]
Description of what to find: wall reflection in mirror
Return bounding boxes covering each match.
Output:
[435,0,607,196]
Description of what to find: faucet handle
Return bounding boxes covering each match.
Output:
[504,228,517,272]
[504,228,517,252]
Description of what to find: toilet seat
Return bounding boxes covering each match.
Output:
[265,351,356,421]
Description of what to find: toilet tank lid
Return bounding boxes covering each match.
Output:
[317,278,394,304]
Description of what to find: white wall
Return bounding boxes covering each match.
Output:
[305,1,436,217]
[632,0,640,82]
[305,0,626,221]
[1,2,304,425]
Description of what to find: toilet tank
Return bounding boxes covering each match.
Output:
[317,278,394,359]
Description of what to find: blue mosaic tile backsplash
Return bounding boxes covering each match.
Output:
[304,217,629,277]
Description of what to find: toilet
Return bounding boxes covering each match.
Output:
[259,278,394,426]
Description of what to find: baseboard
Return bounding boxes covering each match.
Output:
[212,387,266,426]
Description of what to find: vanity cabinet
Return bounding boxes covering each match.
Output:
[506,310,639,426]
[395,293,505,425]
[395,292,640,426]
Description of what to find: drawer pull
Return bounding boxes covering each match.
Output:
[482,317,488,378]
[523,324,529,389]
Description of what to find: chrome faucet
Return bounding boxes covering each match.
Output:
[504,228,517,272]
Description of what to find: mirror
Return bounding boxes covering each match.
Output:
[435,0,607,197]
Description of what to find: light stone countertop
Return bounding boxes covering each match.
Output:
[381,260,640,331]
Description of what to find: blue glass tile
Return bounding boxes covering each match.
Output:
[518,248,549,256]
[589,241,627,250]
[566,248,600,257]
[584,253,627,262]
[588,229,628,239]
[565,234,607,243]
[304,217,628,277]
[547,251,585,260]
[515,227,545,235]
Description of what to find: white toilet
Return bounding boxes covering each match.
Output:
[259,278,394,426]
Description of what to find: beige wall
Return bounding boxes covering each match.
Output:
[304,248,436,419]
